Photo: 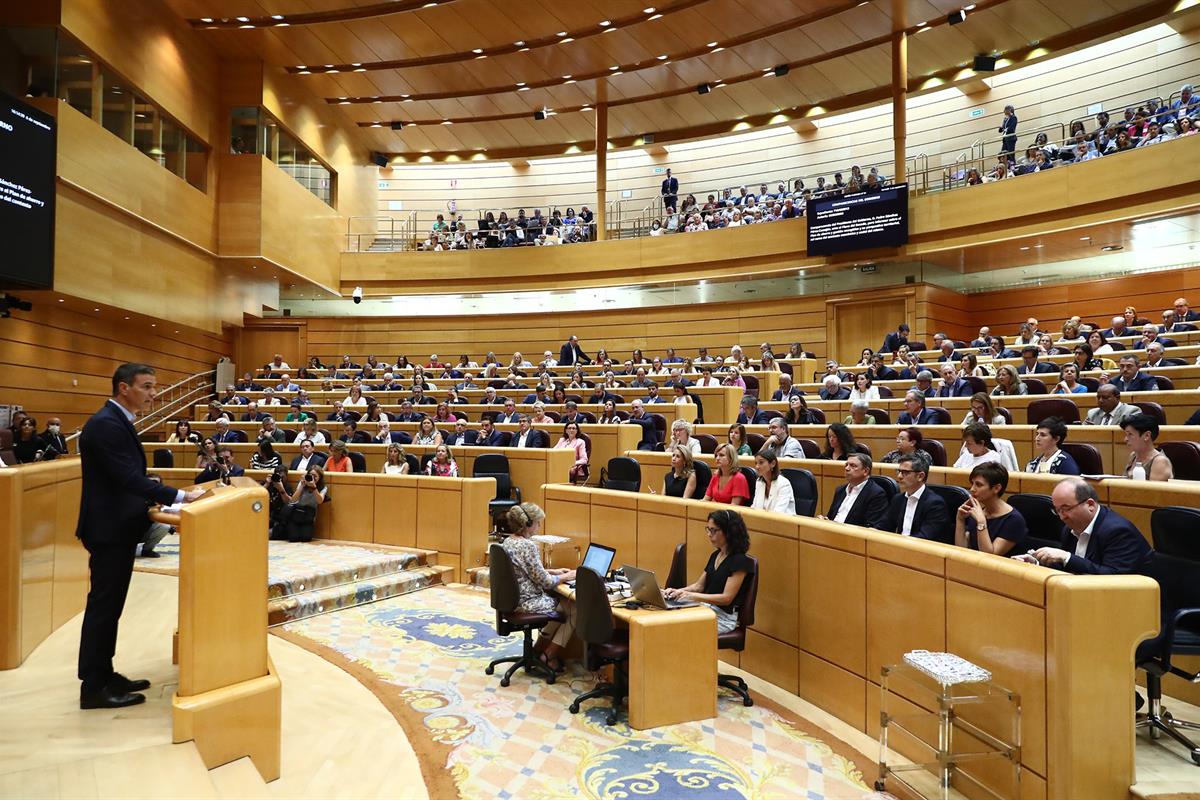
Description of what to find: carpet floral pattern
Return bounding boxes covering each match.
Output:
[275,586,874,800]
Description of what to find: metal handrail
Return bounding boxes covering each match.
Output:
[134,370,216,438]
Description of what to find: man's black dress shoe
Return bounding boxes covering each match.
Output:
[80,686,145,710]
[140,550,161,558]
[109,672,151,693]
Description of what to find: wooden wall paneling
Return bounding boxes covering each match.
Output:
[321,474,376,542]
[51,475,87,631]
[798,539,867,675]
[797,649,867,731]
[216,154,264,255]
[634,495,689,584]
[236,324,304,378]
[372,479,418,548]
[258,158,343,292]
[415,477,463,556]
[738,510,799,647]
[828,294,910,365]
[741,629,799,696]
[589,490,639,571]
[543,485,594,558]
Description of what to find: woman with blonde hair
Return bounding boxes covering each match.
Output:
[382,443,409,475]
[703,443,750,506]
[650,443,698,498]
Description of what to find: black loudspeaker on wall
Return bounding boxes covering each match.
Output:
[973,54,997,72]
[370,152,389,167]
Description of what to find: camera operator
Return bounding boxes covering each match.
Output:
[194,445,244,483]
[268,465,327,542]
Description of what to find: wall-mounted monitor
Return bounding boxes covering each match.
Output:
[0,91,55,290]
[807,183,908,257]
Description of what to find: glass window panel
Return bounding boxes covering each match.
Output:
[161,116,185,177]
[56,33,94,119]
[132,95,159,163]
[230,105,259,154]
[184,135,208,192]
[100,69,133,143]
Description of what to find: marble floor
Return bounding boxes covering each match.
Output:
[1,571,1197,799]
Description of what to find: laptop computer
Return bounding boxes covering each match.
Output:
[622,564,700,609]
[566,543,616,587]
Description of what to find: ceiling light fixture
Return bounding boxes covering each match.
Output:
[644,7,656,13]
[697,83,711,94]
[948,9,966,24]
[599,20,610,26]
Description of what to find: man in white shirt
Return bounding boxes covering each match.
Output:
[540,351,558,369]
[724,345,744,366]
[289,439,327,471]
[266,354,290,372]
[760,418,802,459]
[884,456,949,542]
[276,374,300,393]
[260,388,282,406]
[512,416,538,448]
[818,453,889,528]
[495,400,521,424]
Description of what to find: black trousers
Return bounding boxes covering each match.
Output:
[77,539,136,691]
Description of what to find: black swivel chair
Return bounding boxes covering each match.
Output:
[1008,493,1062,550]
[918,439,947,468]
[691,461,713,499]
[569,566,630,725]
[474,454,521,533]
[780,468,818,516]
[1152,507,1200,561]
[798,439,822,459]
[403,453,420,474]
[869,474,898,501]
[1135,550,1200,765]
[739,466,758,505]
[1160,443,1200,483]
[1060,443,1103,475]
[926,484,969,542]
[152,449,174,468]
[600,457,641,492]
[695,434,719,454]
[347,451,367,473]
[717,556,759,707]
[485,544,561,687]
[666,542,688,590]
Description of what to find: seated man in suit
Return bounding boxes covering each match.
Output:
[1136,323,1176,350]
[644,384,667,404]
[235,371,264,392]
[867,354,898,382]
[456,373,479,391]
[1174,296,1200,322]
[241,401,268,423]
[523,385,551,404]
[663,369,693,389]
[935,363,972,398]
[392,400,424,423]
[819,375,851,401]
[628,368,654,390]
[511,415,542,448]
[217,385,246,406]
[560,401,585,427]
[771,373,804,401]
[445,418,477,448]
[477,418,505,447]
[969,326,991,349]
[736,395,775,425]
[211,418,242,444]
[1083,384,1139,426]
[881,323,910,354]
[910,370,935,398]
[1016,346,1059,375]
[818,452,889,529]
[988,336,1019,359]
[494,399,522,424]
[1109,354,1158,393]
[341,420,372,444]
[760,417,803,458]
[897,390,937,425]
[275,373,300,393]
[885,455,950,542]
[1014,477,1151,574]
[259,417,288,444]
[409,385,437,406]
[289,439,327,471]
[936,339,959,363]
[626,400,660,451]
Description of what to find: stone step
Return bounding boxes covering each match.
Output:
[269,544,435,601]
[268,564,452,626]
[466,566,490,590]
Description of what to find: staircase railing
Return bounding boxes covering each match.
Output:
[134,370,216,439]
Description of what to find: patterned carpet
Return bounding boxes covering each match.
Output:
[274,585,876,800]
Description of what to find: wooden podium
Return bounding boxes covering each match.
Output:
[153,477,281,781]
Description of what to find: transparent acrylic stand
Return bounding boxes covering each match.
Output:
[876,662,1021,800]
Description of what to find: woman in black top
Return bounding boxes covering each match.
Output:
[652,443,698,499]
[953,462,1027,556]
[663,509,753,634]
[784,394,814,425]
[13,416,45,463]
[821,423,858,460]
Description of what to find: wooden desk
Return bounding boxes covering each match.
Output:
[555,583,716,730]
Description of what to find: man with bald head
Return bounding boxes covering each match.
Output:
[1174,297,1200,322]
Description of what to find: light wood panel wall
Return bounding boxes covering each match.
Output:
[376,25,1200,227]
[0,298,232,431]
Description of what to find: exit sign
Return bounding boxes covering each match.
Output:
[968,108,985,119]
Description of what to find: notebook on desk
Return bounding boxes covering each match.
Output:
[566,543,616,587]
[622,564,701,609]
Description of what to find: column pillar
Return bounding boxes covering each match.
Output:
[891,0,908,184]
[595,101,608,241]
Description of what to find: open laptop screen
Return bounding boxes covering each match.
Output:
[579,543,616,578]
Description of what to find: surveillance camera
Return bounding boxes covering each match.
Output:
[352,287,363,305]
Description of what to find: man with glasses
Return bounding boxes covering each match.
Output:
[1012,477,1150,574]
[884,456,950,542]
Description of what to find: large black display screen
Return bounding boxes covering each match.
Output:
[806,183,908,257]
[0,92,56,289]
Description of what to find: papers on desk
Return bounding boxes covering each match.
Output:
[1080,474,1124,481]
[160,503,184,514]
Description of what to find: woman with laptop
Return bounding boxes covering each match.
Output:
[501,503,577,673]
[662,509,754,634]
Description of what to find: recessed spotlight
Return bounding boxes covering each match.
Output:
[560,37,574,43]
[648,13,662,19]
[516,82,525,86]
[1079,236,1091,241]
[200,17,213,22]
[562,75,572,79]
[124,316,130,320]
[556,31,567,36]
[707,41,719,47]
[151,324,156,327]
[271,14,284,20]
[1101,244,1124,252]
[441,119,453,124]
[236,16,249,22]
[514,41,525,46]
[1019,246,1030,251]
[711,47,724,52]
[57,298,64,302]
[94,308,100,312]
[610,65,619,70]
[1033,243,1044,248]
[472,48,483,54]
[519,86,531,91]
[604,26,617,32]
[657,54,668,60]
[598,20,611,26]
[644,6,656,12]
[581,106,593,112]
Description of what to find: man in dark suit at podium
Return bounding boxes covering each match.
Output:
[77,363,204,709]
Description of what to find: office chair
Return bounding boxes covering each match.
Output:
[666,542,688,590]
[690,393,705,424]
[868,474,898,501]
[1060,443,1103,475]
[572,432,593,484]
[717,555,759,707]
[808,408,827,424]
[474,454,521,533]
[599,457,641,492]
[403,453,420,474]
[569,566,629,725]
[695,434,719,454]
[925,407,952,425]
[347,451,367,473]
[1159,443,1200,483]
[746,433,767,453]
[152,449,174,469]
[1022,378,1048,395]
[1027,398,1080,425]
[1007,493,1062,550]
[1133,401,1167,425]
[926,484,969,542]
[485,544,561,687]
[798,438,822,459]
[780,468,818,516]
[739,466,758,505]
[1152,507,1200,561]
[1135,550,1200,765]
[866,408,891,425]
[917,439,947,468]
[691,461,713,499]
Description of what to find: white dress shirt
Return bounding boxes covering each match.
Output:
[901,484,926,536]
[833,480,866,523]
[1067,509,1099,564]
[751,477,795,514]
[514,430,532,448]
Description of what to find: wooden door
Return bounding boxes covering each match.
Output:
[830,298,906,366]
[238,325,302,375]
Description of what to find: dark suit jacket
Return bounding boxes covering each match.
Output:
[736,410,776,425]
[936,378,973,398]
[936,351,960,363]
[625,415,659,449]
[242,412,270,422]
[494,412,521,424]
[869,366,899,381]
[511,430,545,448]
[660,176,678,197]
[1016,362,1059,375]
[897,408,937,425]
[477,430,505,447]
[1110,372,1158,393]
[289,452,328,471]
[76,401,179,546]
[818,388,851,401]
[1136,336,1176,349]
[195,463,246,483]
[771,388,805,401]
[559,342,591,366]
[881,332,909,353]
[41,432,69,457]
[1058,507,1152,575]
[827,481,889,529]
[446,431,478,448]
[886,488,950,543]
